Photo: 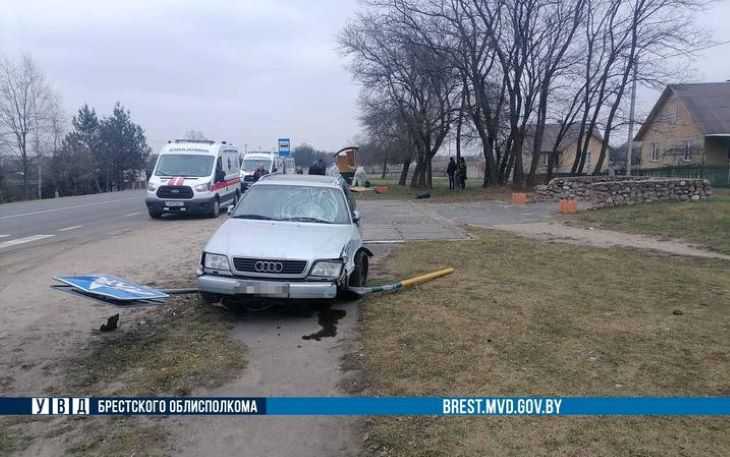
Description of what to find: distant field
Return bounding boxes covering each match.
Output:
[361,228,730,456]
[571,190,730,255]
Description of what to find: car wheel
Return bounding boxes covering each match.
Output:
[348,250,369,287]
[209,198,220,218]
[148,209,162,219]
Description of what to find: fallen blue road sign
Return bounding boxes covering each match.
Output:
[53,275,169,301]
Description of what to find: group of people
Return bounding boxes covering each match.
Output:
[308,159,327,176]
[446,157,468,191]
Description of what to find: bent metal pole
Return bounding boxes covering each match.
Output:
[348,267,455,296]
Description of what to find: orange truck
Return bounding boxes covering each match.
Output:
[334,146,358,184]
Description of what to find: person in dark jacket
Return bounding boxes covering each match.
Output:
[309,159,326,176]
[446,157,457,190]
[457,157,467,190]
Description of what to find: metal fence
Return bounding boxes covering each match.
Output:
[636,166,730,188]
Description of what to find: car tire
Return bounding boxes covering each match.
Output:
[348,250,369,287]
[209,197,220,218]
[148,209,162,219]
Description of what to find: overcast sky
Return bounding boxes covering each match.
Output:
[1,0,729,155]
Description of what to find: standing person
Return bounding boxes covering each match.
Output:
[458,157,467,191]
[447,157,456,190]
[454,160,463,191]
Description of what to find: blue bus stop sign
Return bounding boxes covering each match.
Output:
[54,275,169,301]
[278,138,290,157]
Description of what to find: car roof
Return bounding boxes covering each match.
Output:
[255,174,342,188]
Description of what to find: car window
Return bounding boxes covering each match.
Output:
[242,159,273,172]
[155,154,214,177]
[233,184,351,224]
[342,180,356,212]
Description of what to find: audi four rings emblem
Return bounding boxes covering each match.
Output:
[254,261,284,273]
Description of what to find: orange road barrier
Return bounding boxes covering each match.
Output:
[512,192,528,205]
[560,197,577,214]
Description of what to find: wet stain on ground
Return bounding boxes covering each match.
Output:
[302,306,347,341]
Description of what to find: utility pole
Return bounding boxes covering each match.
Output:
[626,57,638,176]
[38,158,42,199]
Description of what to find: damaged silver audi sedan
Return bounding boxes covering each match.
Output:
[197,174,371,303]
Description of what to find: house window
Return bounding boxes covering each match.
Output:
[650,144,660,161]
[543,153,549,167]
[682,142,691,161]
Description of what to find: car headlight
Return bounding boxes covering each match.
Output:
[203,253,230,272]
[147,182,157,191]
[194,181,211,192]
[309,260,343,279]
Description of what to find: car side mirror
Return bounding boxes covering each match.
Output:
[352,209,361,224]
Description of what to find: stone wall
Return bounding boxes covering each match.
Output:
[535,176,712,208]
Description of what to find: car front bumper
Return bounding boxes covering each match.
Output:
[146,197,216,215]
[197,274,338,299]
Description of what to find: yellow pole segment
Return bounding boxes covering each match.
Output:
[399,267,455,289]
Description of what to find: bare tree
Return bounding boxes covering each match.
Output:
[340,5,457,188]
[343,0,709,188]
[184,129,208,141]
[0,55,58,199]
[359,92,415,183]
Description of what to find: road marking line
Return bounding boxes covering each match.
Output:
[57,225,83,232]
[0,234,10,238]
[0,234,55,249]
[123,211,141,217]
[0,197,140,220]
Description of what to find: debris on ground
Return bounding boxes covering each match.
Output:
[100,314,120,332]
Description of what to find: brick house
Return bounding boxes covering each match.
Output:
[523,124,606,174]
[635,82,730,169]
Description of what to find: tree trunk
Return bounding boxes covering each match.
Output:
[426,159,432,189]
[398,158,410,186]
[455,111,463,162]
[527,85,549,186]
[409,159,423,188]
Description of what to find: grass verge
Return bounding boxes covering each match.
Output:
[570,191,730,255]
[361,228,730,456]
[354,177,517,202]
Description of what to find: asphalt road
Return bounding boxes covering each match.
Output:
[0,189,557,257]
[0,190,149,254]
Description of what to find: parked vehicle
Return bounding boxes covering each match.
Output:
[146,140,241,218]
[240,152,295,191]
[197,174,370,306]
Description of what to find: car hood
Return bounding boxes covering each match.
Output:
[205,219,353,260]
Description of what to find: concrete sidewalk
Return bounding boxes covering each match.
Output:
[358,199,555,242]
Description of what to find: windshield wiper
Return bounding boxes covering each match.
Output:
[233,214,276,220]
[281,217,331,224]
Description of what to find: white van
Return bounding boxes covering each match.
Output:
[145,140,241,218]
[240,152,294,191]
